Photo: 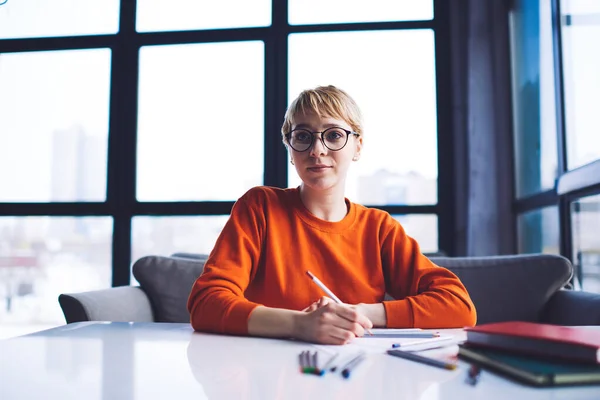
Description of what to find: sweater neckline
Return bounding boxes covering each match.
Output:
[290,187,357,233]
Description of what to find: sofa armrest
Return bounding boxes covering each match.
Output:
[541,289,600,326]
[59,286,155,324]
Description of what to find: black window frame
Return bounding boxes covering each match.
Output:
[0,0,456,286]
[513,0,600,284]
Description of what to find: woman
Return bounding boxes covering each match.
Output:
[187,86,476,344]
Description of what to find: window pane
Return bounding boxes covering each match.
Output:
[561,0,600,169]
[0,50,111,202]
[131,216,228,283]
[0,0,119,39]
[137,42,264,201]
[516,206,559,254]
[572,194,600,293]
[288,30,437,206]
[0,217,112,338]
[510,0,559,198]
[136,0,271,32]
[392,214,438,254]
[289,0,433,25]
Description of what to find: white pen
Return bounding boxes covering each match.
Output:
[306,271,343,303]
[305,271,373,335]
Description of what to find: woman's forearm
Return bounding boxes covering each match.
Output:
[247,306,302,338]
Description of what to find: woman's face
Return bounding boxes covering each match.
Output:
[288,112,362,193]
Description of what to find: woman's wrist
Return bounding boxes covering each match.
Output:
[357,303,387,328]
[248,306,303,338]
[291,309,305,339]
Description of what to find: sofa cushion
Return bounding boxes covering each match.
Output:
[132,255,207,323]
[430,254,573,324]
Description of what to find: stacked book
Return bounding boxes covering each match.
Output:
[458,321,600,387]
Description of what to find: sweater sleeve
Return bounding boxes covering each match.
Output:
[380,219,477,329]
[187,194,264,335]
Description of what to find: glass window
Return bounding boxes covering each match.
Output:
[0,217,112,339]
[289,0,433,25]
[130,214,438,281]
[288,30,438,206]
[0,50,111,202]
[572,194,600,293]
[136,42,264,201]
[136,0,271,32]
[561,0,600,169]
[392,214,438,253]
[0,0,119,39]
[510,0,559,198]
[131,216,229,283]
[132,216,228,262]
[516,206,560,254]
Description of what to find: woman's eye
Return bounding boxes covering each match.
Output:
[294,133,311,142]
[326,132,343,141]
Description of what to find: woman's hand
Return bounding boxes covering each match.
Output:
[294,300,373,345]
[303,296,387,328]
[302,296,334,312]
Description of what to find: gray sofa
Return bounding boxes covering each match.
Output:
[58,253,600,326]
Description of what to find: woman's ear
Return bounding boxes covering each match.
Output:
[286,145,295,166]
[353,135,363,161]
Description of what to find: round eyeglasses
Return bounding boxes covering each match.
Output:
[285,127,360,152]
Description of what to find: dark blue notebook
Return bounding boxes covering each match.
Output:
[458,345,600,387]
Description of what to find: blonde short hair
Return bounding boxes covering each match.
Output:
[281,85,364,141]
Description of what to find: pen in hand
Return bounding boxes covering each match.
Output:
[305,271,373,336]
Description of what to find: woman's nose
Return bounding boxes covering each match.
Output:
[309,135,327,156]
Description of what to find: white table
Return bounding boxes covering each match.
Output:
[1,322,598,400]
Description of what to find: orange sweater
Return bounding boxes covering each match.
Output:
[187,186,476,334]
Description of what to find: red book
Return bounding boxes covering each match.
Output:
[465,321,600,364]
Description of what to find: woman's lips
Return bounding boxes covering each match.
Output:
[307,165,331,172]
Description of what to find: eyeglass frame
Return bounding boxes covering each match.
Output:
[284,127,360,152]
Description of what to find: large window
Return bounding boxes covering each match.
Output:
[516,206,560,254]
[0,49,111,202]
[287,30,438,206]
[561,0,600,169]
[571,194,600,292]
[0,217,112,337]
[511,0,600,293]
[136,0,272,32]
[136,41,265,201]
[288,0,433,24]
[0,0,120,39]
[510,0,558,198]
[0,0,445,337]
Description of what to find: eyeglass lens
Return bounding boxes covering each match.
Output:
[288,127,350,152]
